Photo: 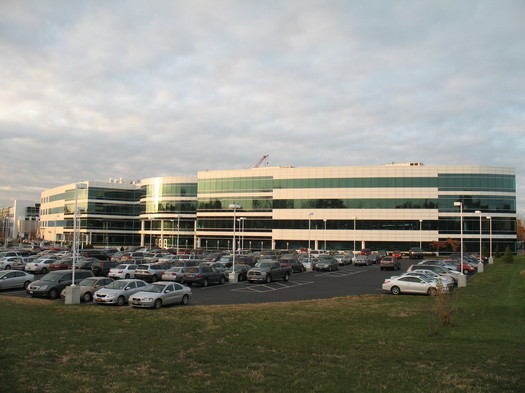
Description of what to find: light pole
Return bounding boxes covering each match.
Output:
[475,211,484,272]
[419,219,423,250]
[454,201,466,287]
[307,212,314,271]
[176,215,181,254]
[323,219,327,251]
[353,217,357,255]
[239,217,246,253]
[66,183,86,304]
[229,204,241,283]
[487,216,493,264]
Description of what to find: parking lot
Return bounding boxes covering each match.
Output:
[0,260,417,306]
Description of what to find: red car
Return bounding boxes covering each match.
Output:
[392,250,403,259]
[48,259,73,271]
[360,249,371,255]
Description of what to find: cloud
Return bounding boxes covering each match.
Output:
[0,0,524,215]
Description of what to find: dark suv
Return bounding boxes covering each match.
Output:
[79,250,110,261]
[90,261,120,276]
[27,269,94,299]
[183,266,226,287]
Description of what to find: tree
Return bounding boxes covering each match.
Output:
[502,246,514,264]
[517,217,525,242]
[445,238,460,253]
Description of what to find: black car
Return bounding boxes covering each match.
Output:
[79,249,110,261]
[27,270,94,299]
[90,261,120,276]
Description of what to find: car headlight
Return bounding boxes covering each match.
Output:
[143,297,154,302]
[40,285,48,290]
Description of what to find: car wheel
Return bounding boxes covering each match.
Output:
[283,272,290,282]
[265,275,272,283]
[41,267,48,274]
[5,265,11,270]
[463,269,469,275]
[238,274,243,282]
[116,296,125,306]
[390,286,401,295]
[428,287,438,296]
[181,294,189,305]
[153,299,162,309]
[48,288,59,300]
[23,281,31,289]
[219,276,225,285]
[151,275,158,282]
[83,292,92,302]
[380,267,384,271]
[180,277,186,285]
[202,278,209,287]
[125,274,130,279]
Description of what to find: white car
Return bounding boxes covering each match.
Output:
[382,275,448,296]
[130,282,191,309]
[108,264,137,279]
[0,257,24,270]
[24,258,58,274]
[93,279,147,306]
[0,270,35,289]
[409,269,455,289]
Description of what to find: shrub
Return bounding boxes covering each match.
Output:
[502,246,514,264]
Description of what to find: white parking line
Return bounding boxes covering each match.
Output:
[314,269,367,277]
[232,280,314,293]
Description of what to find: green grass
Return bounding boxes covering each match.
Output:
[1,258,524,393]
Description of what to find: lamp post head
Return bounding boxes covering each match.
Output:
[229,204,241,209]
[454,201,462,207]
[475,210,481,214]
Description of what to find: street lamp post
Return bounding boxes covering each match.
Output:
[239,217,246,253]
[419,219,423,250]
[175,215,181,254]
[475,211,484,273]
[487,216,493,264]
[229,204,241,283]
[353,217,357,254]
[307,212,314,271]
[323,219,327,251]
[454,202,467,287]
[65,183,86,304]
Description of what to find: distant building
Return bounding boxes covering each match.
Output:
[39,164,517,253]
[0,200,40,243]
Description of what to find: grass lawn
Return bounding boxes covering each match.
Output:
[1,258,524,393]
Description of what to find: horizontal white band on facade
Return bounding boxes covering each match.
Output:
[273,188,439,199]
[438,191,516,196]
[272,209,440,220]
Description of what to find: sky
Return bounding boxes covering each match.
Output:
[1,0,524,216]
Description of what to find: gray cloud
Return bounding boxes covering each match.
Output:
[0,0,524,215]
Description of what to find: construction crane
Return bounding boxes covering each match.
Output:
[251,154,269,168]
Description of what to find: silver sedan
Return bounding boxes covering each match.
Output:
[0,270,35,290]
[130,282,191,309]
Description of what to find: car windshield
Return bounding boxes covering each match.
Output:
[40,273,63,282]
[142,284,165,293]
[258,262,274,268]
[115,264,129,269]
[79,278,97,286]
[105,281,129,290]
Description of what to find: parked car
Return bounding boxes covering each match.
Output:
[90,261,120,276]
[334,253,353,265]
[354,254,372,266]
[405,269,455,289]
[360,249,371,256]
[129,282,191,309]
[79,249,110,261]
[93,279,148,306]
[183,266,227,287]
[27,270,94,299]
[0,257,25,270]
[134,263,169,282]
[409,247,424,259]
[314,256,339,271]
[407,264,461,284]
[48,258,73,271]
[60,276,114,302]
[225,264,251,281]
[108,264,137,279]
[379,256,401,271]
[247,260,293,283]
[0,270,35,290]
[382,275,448,296]
[279,255,306,272]
[392,250,403,259]
[161,267,189,283]
[24,258,57,274]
